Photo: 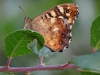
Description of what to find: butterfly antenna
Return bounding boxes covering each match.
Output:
[18,6,30,18]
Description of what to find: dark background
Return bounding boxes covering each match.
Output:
[0,0,100,75]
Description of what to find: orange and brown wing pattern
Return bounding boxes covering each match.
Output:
[25,18,71,52]
[24,3,79,52]
[34,3,79,24]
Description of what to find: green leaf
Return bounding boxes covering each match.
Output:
[71,52,100,73]
[5,29,44,57]
[91,16,100,50]
[0,72,14,75]
[65,69,100,75]
[33,46,55,57]
[81,71,100,75]
[29,40,54,57]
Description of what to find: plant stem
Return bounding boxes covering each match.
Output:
[5,58,12,69]
[93,40,100,53]
[6,64,77,72]
[92,48,97,53]
[39,57,44,66]
[61,63,69,69]
[1,57,78,73]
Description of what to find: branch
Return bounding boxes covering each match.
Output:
[0,64,78,73]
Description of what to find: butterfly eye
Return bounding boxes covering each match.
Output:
[66,9,70,13]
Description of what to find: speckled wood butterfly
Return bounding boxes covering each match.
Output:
[24,3,79,52]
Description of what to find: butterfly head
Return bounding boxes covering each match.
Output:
[24,17,33,29]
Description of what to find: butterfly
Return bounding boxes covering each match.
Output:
[24,3,79,52]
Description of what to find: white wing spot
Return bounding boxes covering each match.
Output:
[57,6,64,14]
[46,14,51,18]
[50,18,56,24]
[50,11,56,17]
[66,13,70,17]
[52,27,59,31]
[58,16,64,18]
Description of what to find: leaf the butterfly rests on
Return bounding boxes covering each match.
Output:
[24,3,79,52]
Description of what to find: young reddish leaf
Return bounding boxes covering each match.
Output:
[5,29,44,57]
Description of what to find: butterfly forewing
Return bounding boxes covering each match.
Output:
[24,3,79,52]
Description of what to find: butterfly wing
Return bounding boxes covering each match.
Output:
[25,18,71,52]
[33,3,79,25]
[24,3,79,52]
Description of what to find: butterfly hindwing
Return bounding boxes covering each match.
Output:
[25,18,71,52]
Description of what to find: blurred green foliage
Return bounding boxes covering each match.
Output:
[0,0,100,75]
